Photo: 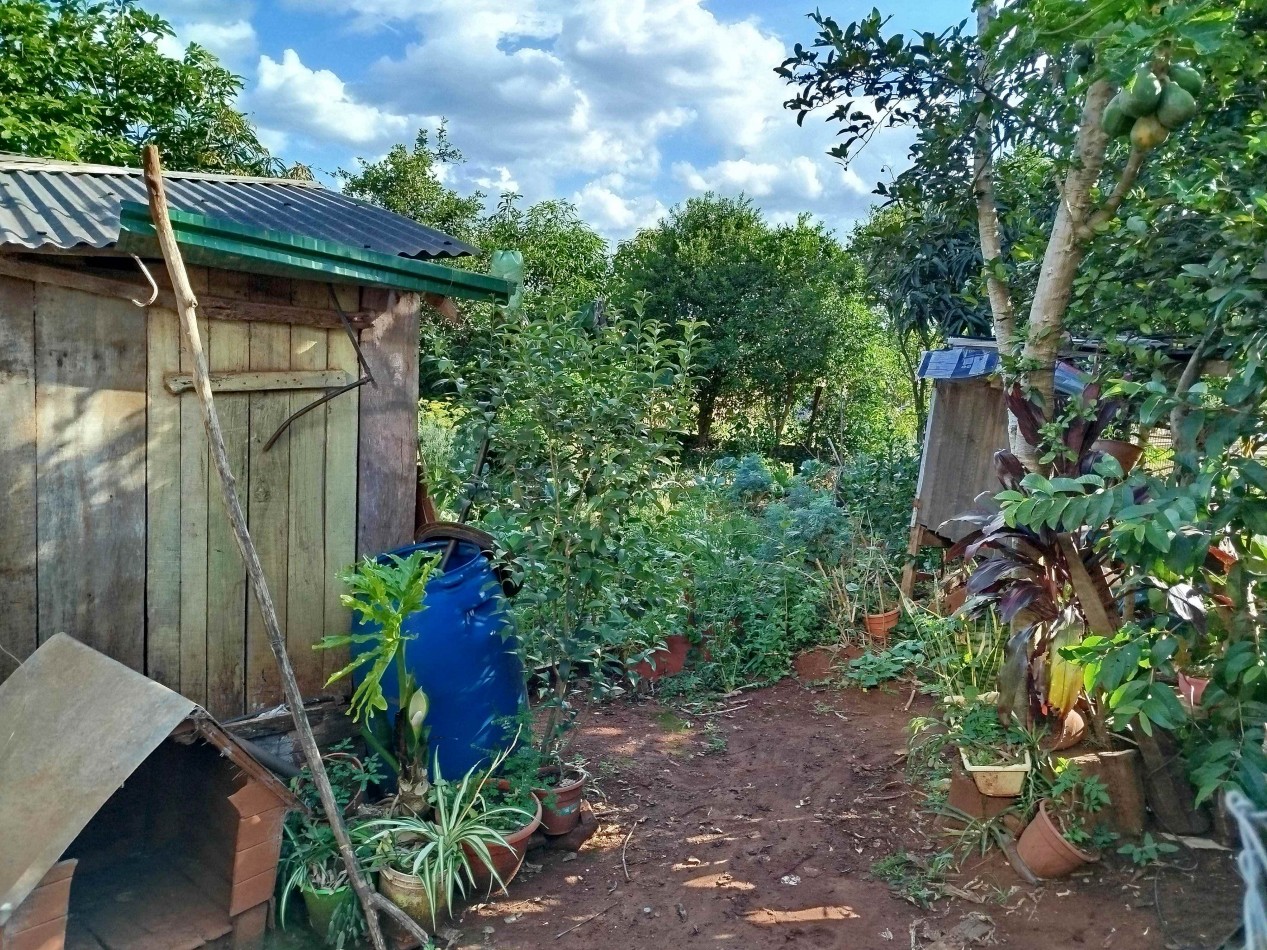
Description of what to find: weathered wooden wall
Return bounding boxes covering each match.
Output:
[356,290,421,559]
[914,378,1009,540]
[0,266,418,719]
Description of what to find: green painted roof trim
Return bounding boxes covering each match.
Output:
[116,200,513,304]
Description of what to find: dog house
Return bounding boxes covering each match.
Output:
[0,635,301,949]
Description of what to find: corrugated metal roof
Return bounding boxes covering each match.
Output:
[0,154,479,259]
[919,345,1089,395]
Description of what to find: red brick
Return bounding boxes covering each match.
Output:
[229,780,286,819]
[3,878,71,932]
[230,904,269,949]
[230,837,281,884]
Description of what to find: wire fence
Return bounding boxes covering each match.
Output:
[1228,790,1267,949]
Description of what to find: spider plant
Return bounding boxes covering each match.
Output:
[278,815,373,947]
[360,761,531,928]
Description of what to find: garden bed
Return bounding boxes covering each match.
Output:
[426,681,1245,949]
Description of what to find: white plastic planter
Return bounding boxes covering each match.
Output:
[960,748,1032,797]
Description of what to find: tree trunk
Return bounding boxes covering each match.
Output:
[973,3,1018,363]
[771,382,795,451]
[1015,79,1115,467]
[697,384,719,447]
[804,384,824,450]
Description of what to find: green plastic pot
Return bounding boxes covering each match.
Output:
[301,884,349,944]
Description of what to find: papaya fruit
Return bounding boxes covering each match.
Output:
[1131,114,1169,151]
[1101,95,1133,137]
[1156,81,1198,129]
[1168,62,1205,97]
[1122,65,1162,117]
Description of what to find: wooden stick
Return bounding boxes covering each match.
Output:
[695,703,749,716]
[555,902,620,939]
[141,146,430,950]
[621,817,646,882]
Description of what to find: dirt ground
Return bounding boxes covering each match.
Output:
[446,680,1245,950]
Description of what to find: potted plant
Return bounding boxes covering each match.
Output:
[949,702,1034,798]
[317,550,440,813]
[1090,420,1146,473]
[1017,763,1115,879]
[498,725,588,836]
[851,541,900,644]
[277,743,384,946]
[467,782,542,895]
[362,762,523,931]
[951,384,1129,739]
[278,816,372,948]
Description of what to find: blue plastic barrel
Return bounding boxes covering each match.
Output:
[350,539,525,779]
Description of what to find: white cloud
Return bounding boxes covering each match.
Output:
[248,50,414,148]
[147,1,259,72]
[571,176,668,240]
[671,156,838,201]
[471,166,520,194]
[241,0,917,239]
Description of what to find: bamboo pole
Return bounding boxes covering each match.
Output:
[141,146,430,950]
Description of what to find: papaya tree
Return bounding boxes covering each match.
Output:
[778,0,1244,470]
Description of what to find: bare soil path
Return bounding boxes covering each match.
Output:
[453,680,1243,950]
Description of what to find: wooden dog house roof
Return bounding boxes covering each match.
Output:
[0,634,298,923]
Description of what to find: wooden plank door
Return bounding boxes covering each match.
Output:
[146,306,361,718]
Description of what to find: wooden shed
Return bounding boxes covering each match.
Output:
[901,340,1086,594]
[0,154,512,720]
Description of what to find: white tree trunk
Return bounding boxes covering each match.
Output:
[973,4,1018,362]
[1018,78,1114,453]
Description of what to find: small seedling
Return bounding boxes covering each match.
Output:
[869,850,954,907]
[1117,832,1179,866]
[701,721,728,755]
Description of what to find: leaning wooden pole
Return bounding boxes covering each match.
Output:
[141,146,430,950]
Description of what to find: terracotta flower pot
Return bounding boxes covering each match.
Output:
[1177,671,1210,708]
[1091,438,1144,473]
[863,608,900,645]
[533,767,587,835]
[1016,800,1097,879]
[632,634,689,681]
[378,865,450,932]
[1045,709,1088,752]
[301,885,349,944]
[464,795,542,895]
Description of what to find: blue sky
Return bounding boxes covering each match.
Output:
[150,0,970,244]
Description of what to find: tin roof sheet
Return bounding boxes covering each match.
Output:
[0,154,478,259]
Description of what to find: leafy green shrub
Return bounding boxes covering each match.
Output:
[452,296,697,744]
[845,640,925,688]
[726,453,778,502]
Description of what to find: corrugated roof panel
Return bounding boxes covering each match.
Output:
[0,156,479,259]
[918,346,1000,380]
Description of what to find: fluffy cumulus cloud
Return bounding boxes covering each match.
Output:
[247,50,415,150]
[227,0,913,240]
[147,0,259,72]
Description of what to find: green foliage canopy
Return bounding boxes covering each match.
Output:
[0,0,289,175]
